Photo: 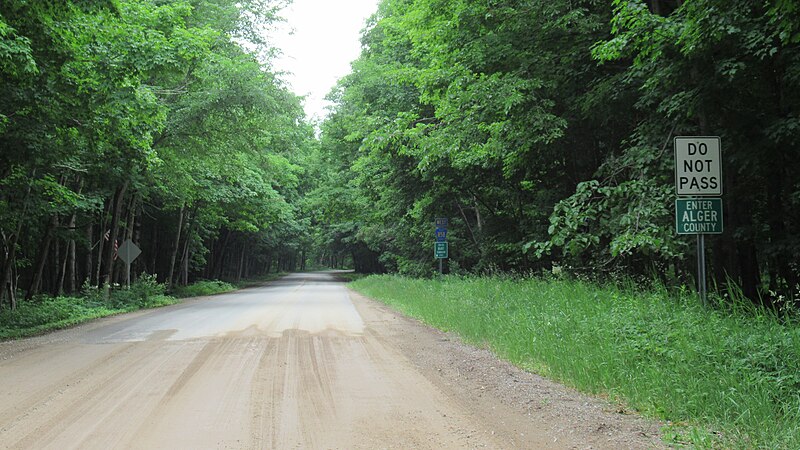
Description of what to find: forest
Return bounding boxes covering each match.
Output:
[315,0,800,305]
[1,0,318,310]
[2,0,800,310]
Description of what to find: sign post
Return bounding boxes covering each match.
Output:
[434,218,448,275]
[117,239,142,289]
[674,136,722,307]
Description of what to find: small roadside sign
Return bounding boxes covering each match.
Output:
[434,242,448,259]
[117,239,142,264]
[435,217,448,228]
[435,228,447,242]
[675,198,723,235]
[675,136,722,196]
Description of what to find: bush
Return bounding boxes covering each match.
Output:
[0,296,116,340]
[1,274,177,340]
[173,280,235,298]
[108,274,171,309]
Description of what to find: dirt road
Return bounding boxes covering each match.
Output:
[0,272,663,449]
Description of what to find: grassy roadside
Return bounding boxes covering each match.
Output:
[332,272,367,283]
[0,274,177,340]
[0,273,287,340]
[350,275,800,449]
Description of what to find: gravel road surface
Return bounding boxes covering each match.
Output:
[0,272,663,449]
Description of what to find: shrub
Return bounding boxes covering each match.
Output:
[173,280,235,298]
[108,274,169,309]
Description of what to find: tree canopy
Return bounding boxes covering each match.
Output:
[3,0,799,309]
[0,0,315,308]
[313,0,800,304]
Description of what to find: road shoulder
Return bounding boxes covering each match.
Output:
[347,288,665,449]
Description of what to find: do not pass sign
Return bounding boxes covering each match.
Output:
[675,136,722,196]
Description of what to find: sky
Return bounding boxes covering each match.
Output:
[267,0,380,122]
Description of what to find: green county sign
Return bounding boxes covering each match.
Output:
[434,242,448,259]
[675,198,723,235]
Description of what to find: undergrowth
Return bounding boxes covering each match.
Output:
[350,275,800,449]
[1,274,179,340]
[172,280,236,298]
[1,273,291,340]
[1,271,304,340]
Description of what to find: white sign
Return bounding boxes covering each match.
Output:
[675,136,722,196]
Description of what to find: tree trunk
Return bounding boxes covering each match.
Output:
[149,223,158,280]
[58,211,77,295]
[457,201,479,246]
[236,243,245,282]
[168,204,185,289]
[210,229,231,280]
[1,226,22,309]
[2,174,34,308]
[51,231,60,296]
[26,215,59,300]
[181,234,190,286]
[102,181,129,289]
[95,200,111,286]
[85,223,93,289]
[124,194,137,285]
[177,214,194,287]
[68,236,77,294]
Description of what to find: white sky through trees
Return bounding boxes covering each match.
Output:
[268,0,380,122]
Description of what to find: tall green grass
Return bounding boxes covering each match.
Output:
[350,275,800,448]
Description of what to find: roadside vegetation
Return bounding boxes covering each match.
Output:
[314,0,800,305]
[172,280,237,298]
[351,275,800,449]
[0,275,176,340]
[0,0,317,315]
[333,272,368,283]
[0,274,287,340]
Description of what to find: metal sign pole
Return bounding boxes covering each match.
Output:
[439,258,443,275]
[126,262,131,290]
[697,234,707,307]
[674,136,722,309]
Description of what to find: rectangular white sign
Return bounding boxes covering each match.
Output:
[675,136,722,196]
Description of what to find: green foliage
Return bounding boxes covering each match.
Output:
[335,272,367,282]
[316,0,800,301]
[0,297,105,332]
[0,296,115,340]
[1,274,178,339]
[173,280,236,298]
[316,0,638,275]
[352,275,800,448]
[107,274,174,309]
[0,0,316,308]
